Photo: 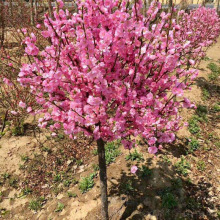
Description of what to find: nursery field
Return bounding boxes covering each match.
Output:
[0,36,219,220]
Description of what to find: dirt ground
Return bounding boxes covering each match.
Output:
[0,38,219,220]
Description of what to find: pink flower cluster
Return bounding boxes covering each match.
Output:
[18,0,220,154]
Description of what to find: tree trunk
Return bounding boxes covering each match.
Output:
[34,0,38,22]
[0,1,5,48]
[217,0,220,13]
[97,138,109,220]
[47,0,53,18]
[30,0,34,25]
[9,0,13,17]
[168,0,173,12]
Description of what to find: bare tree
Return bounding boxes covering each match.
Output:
[30,0,34,25]
[34,0,38,22]
[48,0,53,18]
[0,1,5,48]
[217,0,220,13]
[169,0,173,11]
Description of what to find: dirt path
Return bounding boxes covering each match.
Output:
[0,38,219,220]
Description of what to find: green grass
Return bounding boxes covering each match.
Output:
[188,138,200,153]
[195,105,208,122]
[197,160,206,171]
[202,88,210,100]
[105,140,121,165]
[79,173,96,193]
[55,202,65,212]
[92,140,121,165]
[188,117,200,135]
[162,192,178,209]
[175,156,190,176]
[186,197,201,210]
[140,165,152,178]
[20,155,29,162]
[121,180,134,194]
[125,149,144,161]
[207,62,220,81]
[67,191,77,198]
[92,164,99,172]
[213,104,220,112]
[161,155,171,164]
[29,197,45,211]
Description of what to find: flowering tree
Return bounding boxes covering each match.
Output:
[18,0,220,219]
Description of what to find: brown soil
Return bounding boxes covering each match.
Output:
[0,38,219,220]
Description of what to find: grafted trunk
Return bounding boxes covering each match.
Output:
[97,138,109,220]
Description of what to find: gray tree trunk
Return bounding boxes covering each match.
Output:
[47,0,53,18]
[30,0,34,25]
[97,138,109,220]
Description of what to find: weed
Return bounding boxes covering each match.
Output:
[213,104,220,112]
[92,164,99,172]
[215,141,220,149]
[20,155,29,162]
[0,208,10,216]
[29,197,45,211]
[11,124,25,136]
[19,164,26,170]
[202,88,210,100]
[63,177,77,187]
[79,173,96,193]
[202,56,211,61]
[140,165,152,178]
[55,202,65,212]
[207,62,220,72]
[121,180,134,194]
[9,177,18,188]
[162,155,171,164]
[42,147,52,153]
[188,117,200,134]
[92,140,121,165]
[105,141,121,165]
[2,173,10,180]
[126,149,144,161]
[195,105,208,121]
[67,191,77,198]
[186,197,201,210]
[188,138,199,153]
[197,160,206,171]
[171,178,183,190]
[53,174,62,183]
[52,186,63,195]
[162,192,178,209]
[20,187,32,197]
[175,156,190,176]
[76,159,83,166]
[92,149,98,156]
[63,179,72,187]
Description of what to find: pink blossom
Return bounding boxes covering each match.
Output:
[131,166,138,174]
[19,101,26,108]
[27,107,32,113]
[11,111,18,115]
[148,146,158,154]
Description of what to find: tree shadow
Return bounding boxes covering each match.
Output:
[108,143,218,220]
[196,77,220,96]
